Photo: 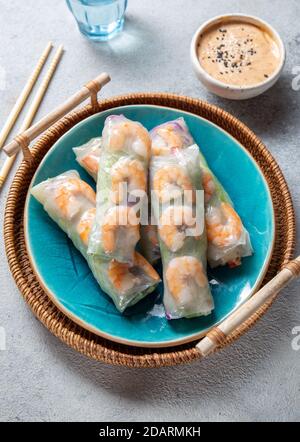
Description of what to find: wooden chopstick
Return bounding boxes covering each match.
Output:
[0,45,64,188]
[196,256,300,356]
[0,42,53,151]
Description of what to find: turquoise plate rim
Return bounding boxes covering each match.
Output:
[24,104,275,348]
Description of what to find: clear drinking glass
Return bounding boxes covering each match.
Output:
[66,0,128,41]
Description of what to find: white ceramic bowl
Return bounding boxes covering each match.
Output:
[190,14,286,100]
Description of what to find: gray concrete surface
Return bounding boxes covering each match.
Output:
[0,0,299,422]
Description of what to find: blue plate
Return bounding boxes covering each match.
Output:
[25,105,275,347]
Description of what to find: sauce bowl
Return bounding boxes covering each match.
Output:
[190,14,286,100]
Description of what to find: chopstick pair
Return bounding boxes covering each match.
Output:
[0,42,64,188]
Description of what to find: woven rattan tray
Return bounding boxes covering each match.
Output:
[4,93,296,367]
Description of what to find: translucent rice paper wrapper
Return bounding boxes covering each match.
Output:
[72,136,161,264]
[89,252,160,312]
[73,137,102,181]
[150,117,253,268]
[31,170,160,312]
[88,115,151,264]
[150,145,214,319]
[31,170,96,252]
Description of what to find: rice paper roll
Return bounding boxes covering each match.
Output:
[31,170,96,255]
[73,137,102,181]
[31,170,160,312]
[73,136,160,264]
[88,115,152,264]
[150,145,214,319]
[151,117,253,268]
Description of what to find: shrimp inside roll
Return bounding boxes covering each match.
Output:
[102,115,151,161]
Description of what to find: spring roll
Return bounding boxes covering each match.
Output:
[88,115,152,264]
[31,170,160,312]
[139,223,161,264]
[151,118,253,268]
[150,145,214,319]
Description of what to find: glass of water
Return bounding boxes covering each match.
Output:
[66,0,128,41]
